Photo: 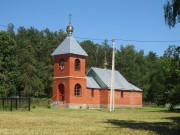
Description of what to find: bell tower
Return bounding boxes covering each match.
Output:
[52,15,88,108]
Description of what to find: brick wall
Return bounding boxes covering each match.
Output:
[53,54,86,78]
[86,89,142,107]
[53,54,142,108]
[53,53,87,104]
[114,90,142,107]
[86,88,100,104]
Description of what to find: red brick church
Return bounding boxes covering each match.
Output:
[51,21,142,108]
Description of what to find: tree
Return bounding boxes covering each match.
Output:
[116,45,146,84]
[164,0,180,27]
[7,23,15,37]
[0,31,18,96]
[162,45,180,110]
[14,26,66,97]
[80,40,97,70]
[146,59,166,105]
[80,40,112,71]
[150,45,180,109]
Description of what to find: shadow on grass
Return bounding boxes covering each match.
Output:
[148,109,180,113]
[105,117,180,135]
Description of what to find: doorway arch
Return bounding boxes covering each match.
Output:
[58,84,65,101]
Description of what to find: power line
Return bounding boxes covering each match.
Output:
[0,24,9,28]
[115,38,180,43]
[0,24,18,30]
[75,37,180,43]
[75,36,106,41]
[1,24,180,43]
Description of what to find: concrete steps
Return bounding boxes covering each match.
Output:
[52,101,65,108]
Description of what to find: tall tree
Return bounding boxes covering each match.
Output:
[0,31,18,96]
[164,0,180,27]
[80,40,112,71]
[145,55,166,104]
[162,45,180,109]
[14,26,66,97]
[116,45,145,85]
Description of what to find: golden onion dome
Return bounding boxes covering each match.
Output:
[66,23,74,36]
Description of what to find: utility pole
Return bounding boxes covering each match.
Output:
[110,39,115,112]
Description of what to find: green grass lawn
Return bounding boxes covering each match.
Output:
[0,107,179,135]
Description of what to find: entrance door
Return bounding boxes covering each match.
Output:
[58,84,65,101]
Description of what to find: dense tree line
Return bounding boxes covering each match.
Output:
[0,24,66,98]
[0,24,179,109]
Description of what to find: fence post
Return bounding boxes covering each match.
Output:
[2,98,4,110]
[15,98,18,110]
[28,98,30,111]
[10,98,13,111]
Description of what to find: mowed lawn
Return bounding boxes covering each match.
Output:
[0,107,179,135]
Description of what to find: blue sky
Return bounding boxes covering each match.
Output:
[1,0,180,56]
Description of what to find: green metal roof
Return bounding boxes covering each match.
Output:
[86,76,100,89]
[86,67,142,91]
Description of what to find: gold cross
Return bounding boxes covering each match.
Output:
[69,14,72,24]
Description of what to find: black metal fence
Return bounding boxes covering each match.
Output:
[0,97,30,111]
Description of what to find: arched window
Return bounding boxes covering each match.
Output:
[75,59,80,71]
[74,83,81,96]
[59,59,65,70]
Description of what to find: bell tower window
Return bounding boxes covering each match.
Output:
[59,59,65,70]
[74,83,81,96]
[75,59,80,71]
